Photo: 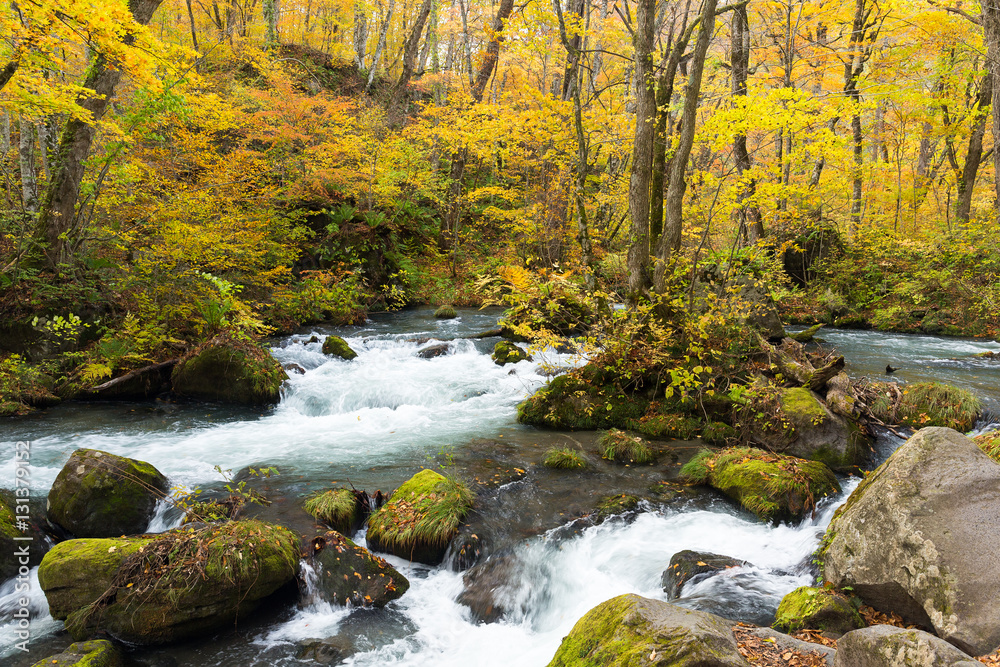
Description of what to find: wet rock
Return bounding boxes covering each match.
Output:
[307,335,321,344]
[680,447,840,523]
[38,520,299,644]
[367,469,473,564]
[171,334,287,404]
[822,427,1000,655]
[305,531,409,607]
[47,448,169,538]
[303,488,366,536]
[468,329,503,339]
[773,586,864,637]
[322,336,357,360]
[296,636,355,665]
[547,594,749,666]
[457,553,519,623]
[661,550,747,600]
[434,305,457,319]
[491,341,530,365]
[284,363,306,375]
[760,388,867,470]
[29,639,123,667]
[834,625,976,667]
[744,627,835,667]
[416,343,451,359]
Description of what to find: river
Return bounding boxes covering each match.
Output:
[1,311,998,665]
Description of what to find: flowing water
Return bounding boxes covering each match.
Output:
[1,312,998,665]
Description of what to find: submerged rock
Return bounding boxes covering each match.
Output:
[547,593,749,666]
[305,531,409,607]
[457,553,519,623]
[434,305,457,319]
[366,469,474,565]
[47,448,169,538]
[491,341,530,365]
[29,639,123,667]
[661,550,747,600]
[296,636,355,665]
[834,625,977,667]
[416,343,451,359]
[680,447,840,523]
[322,335,357,360]
[822,427,1000,655]
[38,519,299,644]
[773,586,864,637]
[171,334,287,404]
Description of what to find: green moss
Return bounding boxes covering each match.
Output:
[434,305,457,319]
[543,448,588,470]
[29,639,122,667]
[701,422,737,446]
[322,335,357,360]
[780,388,827,424]
[773,586,864,635]
[680,447,840,522]
[516,370,651,431]
[304,488,362,534]
[596,494,640,521]
[789,323,824,342]
[171,334,287,405]
[367,469,473,564]
[897,382,981,431]
[492,341,529,365]
[0,496,17,539]
[547,595,647,666]
[598,429,656,464]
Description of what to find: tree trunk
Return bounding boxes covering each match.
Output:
[366,0,396,92]
[459,0,475,88]
[353,2,369,69]
[263,0,280,47]
[652,0,718,293]
[731,3,763,243]
[391,0,434,107]
[185,0,199,51]
[982,0,1000,212]
[956,73,992,225]
[625,0,656,297]
[19,117,37,213]
[34,0,164,271]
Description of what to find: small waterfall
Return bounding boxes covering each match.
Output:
[0,567,60,660]
[145,497,186,533]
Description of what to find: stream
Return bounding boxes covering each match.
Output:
[2,311,999,665]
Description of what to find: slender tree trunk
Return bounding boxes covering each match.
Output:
[459,0,475,88]
[982,0,1000,211]
[263,0,280,48]
[731,3,762,243]
[34,0,164,271]
[366,0,395,91]
[590,0,609,94]
[353,2,369,69]
[19,117,37,212]
[957,73,992,225]
[653,0,718,293]
[626,0,656,297]
[185,0,199,51]
[391,0,433,107]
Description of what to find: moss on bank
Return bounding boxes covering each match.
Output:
[172,334,287,405]
[773,586,864,635]
[869,381,981,432]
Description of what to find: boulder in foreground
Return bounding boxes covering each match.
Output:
[29,639,122,667]
[834,625,977,667]
[171,334,287,404]
[306,531,409,607]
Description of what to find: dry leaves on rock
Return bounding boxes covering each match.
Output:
[733,625,829,667]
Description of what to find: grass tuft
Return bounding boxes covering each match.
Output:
[304,488,362,534]
[543,448,588,470]
[598,429,656,464]
[974,430,1000,463]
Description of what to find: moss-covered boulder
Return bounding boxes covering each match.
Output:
[679,447,840,523]
[366,469,473,565]
[434,305,457,319]
[517,371,651,431]
[303,488,365,535]
[322,335,357,360]
[29,639,122,667]
[47,448,169,538]
[773,586,864,636]
[788,323,824,343]
[701,422,737,446]
[171,334,287,405]
[870,381,981,432]
[595,494,641,522]
[0,494,21,579]
[38,519,299,644]
[661,550,747,600]
[598,429,656,464]
[760,387,867,470]
[306,531,409,607]
[822,427,1000,655]
[491,341,530,365]
[547,594,749,667]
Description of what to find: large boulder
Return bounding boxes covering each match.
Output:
[457,553,519,623]
[171,334,287,404]
[680,447,840,523]
[367,469,473,565]
[661,550,747,600]
[29,639,122,667]
[547,594,749,666]
[834,625,978,667]
[773,586,864,637]
[38,519,299,644]
[322,335,357,360]
[761,387,867,470]
[822,427,1000,655]
[47,448,169,538]
[305,531,409,607]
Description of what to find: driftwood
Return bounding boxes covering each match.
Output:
[825,371,854,417]
[765,337,844,393]
[86,359,178,399]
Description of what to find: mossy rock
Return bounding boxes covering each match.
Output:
[773,586,864,636]
[661,550,747,600]
[546,593,748,667]
[701,422,737,446]
[598,429,656,464]
[434,305,457,319]
[322,335,357,360]
[303,488,364,535]
[307,530,409,607]
[788,323,824,343]
[171,334,287,405]
[491,341,530,365]
[366,469,474,565]
[679,447,840,523]
[0,494,23,579]
[595,494,641,521]
[517,370,650,431]
[29,639,122,667]
[543,447,588,470]
[38,519,299,644]
[47,448,169,538]
[894,382,980,432]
